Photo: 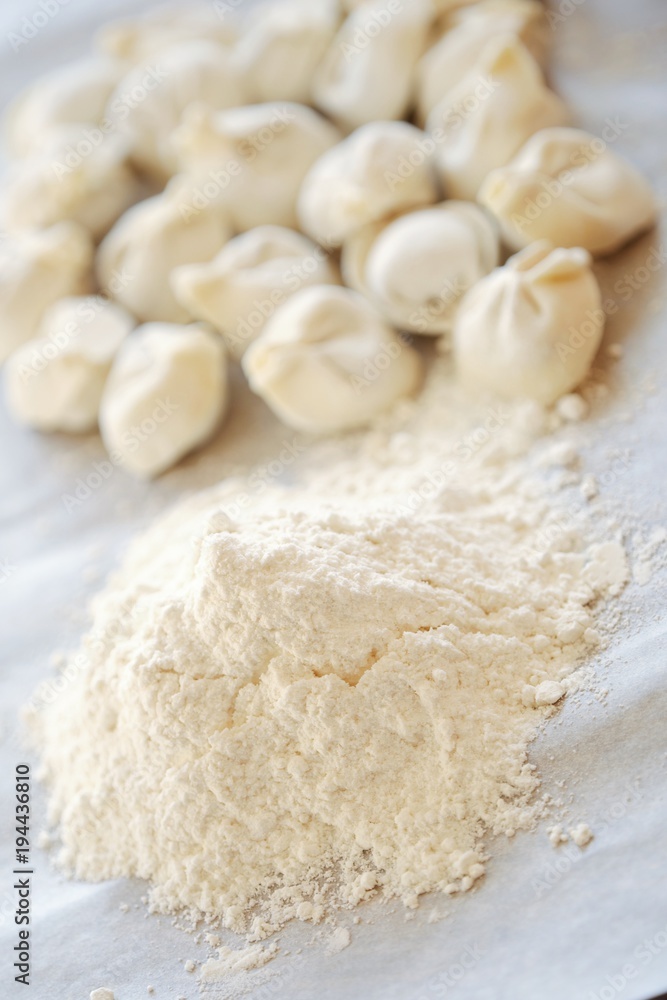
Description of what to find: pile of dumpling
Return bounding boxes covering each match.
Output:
[0,0,656,477]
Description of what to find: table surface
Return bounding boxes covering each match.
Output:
[0,2,666,999]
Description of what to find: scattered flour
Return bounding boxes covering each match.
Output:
[534,681,567,707]
[632,526,667,586]
[569,824,594,848]
[200,942,279,981]
[547,825,569,847]
[31,357,627,936]
[326,927,352,955]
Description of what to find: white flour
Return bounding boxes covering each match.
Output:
[32,357,626,934]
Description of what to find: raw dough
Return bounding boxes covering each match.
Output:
[242,285,423,432]
[99,323,229,478]
[453,241,604,404]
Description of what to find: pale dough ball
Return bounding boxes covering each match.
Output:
[0,129,142,241]
[427,35,568,200]
[96,178,233,324]
[4,56,122,158]
[453,241,604,405]
[312,0,433,132]
[242,285,423,433]
[416,0,549,125]
[478,126,658,256]
[342,201,499,334]
[173,102,341,233]
[4,297,135,433]
[172,225,340,359]
[298,121,439,248]
[104,40,246,182]
[100,323,229,478]
[0,223,93,364]
[235,0,341,105]
[95,6,240,64]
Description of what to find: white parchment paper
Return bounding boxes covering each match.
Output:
[0,2,666,998]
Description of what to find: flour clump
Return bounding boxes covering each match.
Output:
[34,437,618,930]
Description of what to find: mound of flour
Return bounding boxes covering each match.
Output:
[33,369,624,932]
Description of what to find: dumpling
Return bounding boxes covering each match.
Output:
[0,129,142,241]
[99,323,229,478]
[174,102,341,232]
[105,40,246,182]
[478,127,658,256]
[4,56,122,158]
[95,6,240,64]
[312,0,433,132]
[427,35,569,200]
[235,0,341,104]
[96,178,233,324]
[172,225,340,359]
[417,0,549,125]
[342,201,500,334]
[341,0,476,8]
[298,121,440,247]
[0,223,93,364]
[242,285,424,433]
[3,296,134,433]
[453,241,604,404]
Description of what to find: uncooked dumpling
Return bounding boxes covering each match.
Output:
[417,0,549,125]
[298,121,439,247]
[95,6,240,65]
[4,56,122,158]
[478,126,658,256]
[99,323,229,478]
[174,102,341,232]
[453,241,604,404]
[0,129,142,241]
[0,223,93,364]
[4,297,134,433]
[342,202,499,334]
[235,0,341,104]
[105,40,246,182]
[427,35,568,200]
[313,0,433,132]
[243,285,424,433]
[96,178,233,324]
[172,225,340,359]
